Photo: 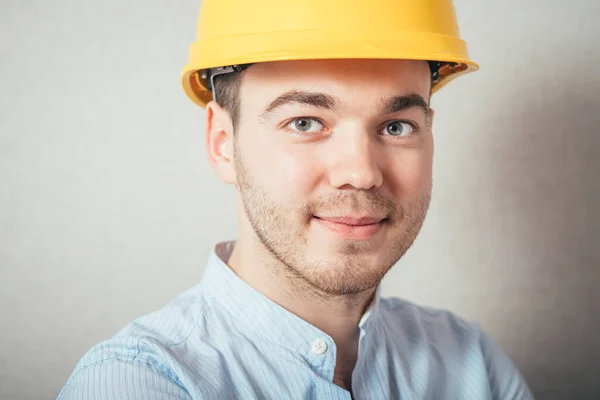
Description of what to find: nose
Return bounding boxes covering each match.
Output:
[326,128,383,190]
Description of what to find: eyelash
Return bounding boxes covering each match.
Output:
[283,117,420,139]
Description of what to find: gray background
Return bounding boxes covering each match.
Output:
[1,0,599,399]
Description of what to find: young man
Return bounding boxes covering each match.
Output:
[59,1,533,399]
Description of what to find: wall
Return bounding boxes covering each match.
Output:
[1,0,598,398]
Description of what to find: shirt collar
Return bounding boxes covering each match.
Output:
[199,241,381,362]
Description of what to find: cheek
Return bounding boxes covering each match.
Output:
[386,146,433,196]
[247,144,318,206]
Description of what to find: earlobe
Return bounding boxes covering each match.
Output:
[206,101,237,185]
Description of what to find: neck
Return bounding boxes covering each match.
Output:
[228,235,376,336]
[227,235,376,390]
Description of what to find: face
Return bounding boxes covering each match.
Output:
[214,59,433,296]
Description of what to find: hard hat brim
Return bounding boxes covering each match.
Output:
[181,29,479,107]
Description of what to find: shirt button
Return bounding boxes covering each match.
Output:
[311,338,328,355]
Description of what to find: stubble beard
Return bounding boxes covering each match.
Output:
[234,144,431,297]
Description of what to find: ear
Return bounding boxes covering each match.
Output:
[206,101,236,185]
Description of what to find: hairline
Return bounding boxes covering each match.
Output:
[214,63,434,132]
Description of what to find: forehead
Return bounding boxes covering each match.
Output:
[239,59,431,113]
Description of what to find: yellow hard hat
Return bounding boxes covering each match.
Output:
[181,0,479,108]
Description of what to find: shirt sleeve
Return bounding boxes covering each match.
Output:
[57,358,192,400]
[478,329,535,400]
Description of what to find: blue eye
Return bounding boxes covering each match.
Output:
[383,121,415,137]
[287,118,323,133]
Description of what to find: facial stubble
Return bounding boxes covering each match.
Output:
[233,143,431,297]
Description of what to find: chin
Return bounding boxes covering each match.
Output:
[305,267,383,296]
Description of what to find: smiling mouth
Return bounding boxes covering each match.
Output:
[312,216,387,240]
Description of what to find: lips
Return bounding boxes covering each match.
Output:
[313,215,387,240]
[315,216,385,226]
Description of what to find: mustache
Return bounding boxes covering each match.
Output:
[303,191,399,218]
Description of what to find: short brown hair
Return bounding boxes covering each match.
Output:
[213,72,244,131]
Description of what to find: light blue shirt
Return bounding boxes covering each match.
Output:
[58,242,533,399]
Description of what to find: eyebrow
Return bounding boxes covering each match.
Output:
[259,90,430,120]
[379,93,431,118]
[260,90,339,120]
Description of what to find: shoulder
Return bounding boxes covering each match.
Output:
[59,284,218,399]
[57,335,194,399]
[377,296,534,399]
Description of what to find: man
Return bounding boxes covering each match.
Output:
[59,0,533,399]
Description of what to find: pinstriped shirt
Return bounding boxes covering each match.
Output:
[58,242,533,399]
